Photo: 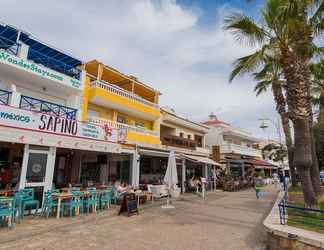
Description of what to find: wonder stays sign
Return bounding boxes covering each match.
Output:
[0,105,118,143]
[0,50,82,90]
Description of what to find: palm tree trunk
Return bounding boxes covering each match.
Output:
[271,80,297,187]
[294,118,318,207]
[281,50,317,207]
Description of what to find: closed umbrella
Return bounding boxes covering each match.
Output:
[162,151,178,209]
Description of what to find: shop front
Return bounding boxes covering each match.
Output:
[137,147,220,193]
[0,104,121,205]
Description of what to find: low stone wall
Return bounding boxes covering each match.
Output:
[267,232,323,250]
[263,190,324,250]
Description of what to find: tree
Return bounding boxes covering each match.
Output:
[224,0,324,206]
[228,53,298,186]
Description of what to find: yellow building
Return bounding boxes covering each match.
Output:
[83,60,161,146]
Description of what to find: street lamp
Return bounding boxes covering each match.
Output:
[259,117,282,144]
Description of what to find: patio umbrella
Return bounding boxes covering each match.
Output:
[162,151,178,209]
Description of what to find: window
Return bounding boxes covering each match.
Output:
[187,135,191,140]
[88,109,100,118]
[117,115,126,124]
[180,132,184,138]
[135,121,145,128]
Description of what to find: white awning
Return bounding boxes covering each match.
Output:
[138,149,170,158]
[181,154,222,167]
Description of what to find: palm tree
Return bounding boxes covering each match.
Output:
[229,54,298,187]
[224,0,324,206]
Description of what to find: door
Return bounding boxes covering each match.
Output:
[19,145,56,206]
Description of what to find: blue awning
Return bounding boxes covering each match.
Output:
[19,32,82,67]
[0,24,19,49]
[0,22,82,79]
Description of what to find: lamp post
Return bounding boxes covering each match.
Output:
[259,117,282,144]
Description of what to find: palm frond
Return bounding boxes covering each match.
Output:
[229,49,266,82]
[254,80,272,96]
[223,13,269,46]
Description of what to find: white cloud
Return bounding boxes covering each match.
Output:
[0,0,278,139]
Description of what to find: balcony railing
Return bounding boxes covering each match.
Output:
[220,143,262,157]
[0,36,20,56]
[0,89,11,105]
[88,116,160,137]
[27,48,81,80]
[161,135,196,150]
[90,80,159,109]
[19,95,77,119]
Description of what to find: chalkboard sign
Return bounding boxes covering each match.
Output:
[118,193,139,217]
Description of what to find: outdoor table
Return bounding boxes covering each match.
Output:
[52,192,72,219]
[0,197,14,227]
[0,190,14,197]
[135,192,146,207]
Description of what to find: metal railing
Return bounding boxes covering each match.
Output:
[19,95,77,119]
[278,198,324,230]
[90,80,159,109]
[0,89,11,105]
[220,143,262,157]
[161,135,197,150]
[27,48,81,80]
[0,36,20,56]
[88,116,160,137]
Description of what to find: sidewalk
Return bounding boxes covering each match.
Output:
[0,186,278,250]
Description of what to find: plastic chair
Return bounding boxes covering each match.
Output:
[60,191,83,217]
[20,189,39,220]
[42,190,58,218]
[84,188,99,214]
[0,198,15,228]
[100,189,113,210]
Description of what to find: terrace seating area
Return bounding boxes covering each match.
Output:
[0,184,154,228]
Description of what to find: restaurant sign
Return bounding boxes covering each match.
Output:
[0,105,118,143]
[0,50,82,90]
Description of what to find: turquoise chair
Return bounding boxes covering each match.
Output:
[20,189,39,221]
[42,190,58,218]
[0,198,15,228]
[60,191,83,217]
[84,188,99,214]
[12,192,22,224]
[100,190,113,210]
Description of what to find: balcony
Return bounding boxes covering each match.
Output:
[161,135,197,150]
[27,48,81,80]
[19,95,77,119]
[89,80,160,120]
[0,89,11,105]
[88,116,160,137]
[220,143,262,158]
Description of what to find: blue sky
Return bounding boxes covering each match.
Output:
[0,0,279,140]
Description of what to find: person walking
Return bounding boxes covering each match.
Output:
[254,176,262,199]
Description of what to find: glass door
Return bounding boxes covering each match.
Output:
[19,145,56,206]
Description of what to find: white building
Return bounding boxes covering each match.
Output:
[202,113,274,177]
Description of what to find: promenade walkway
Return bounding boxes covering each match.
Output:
[0,186,278,250]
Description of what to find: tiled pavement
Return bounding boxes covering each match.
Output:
[0,186,278,250]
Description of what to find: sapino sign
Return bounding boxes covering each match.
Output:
[0,50,82,90]
[0,105,118,143]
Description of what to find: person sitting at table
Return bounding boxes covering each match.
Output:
[117,182,128,195]
[0,166,12,189]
